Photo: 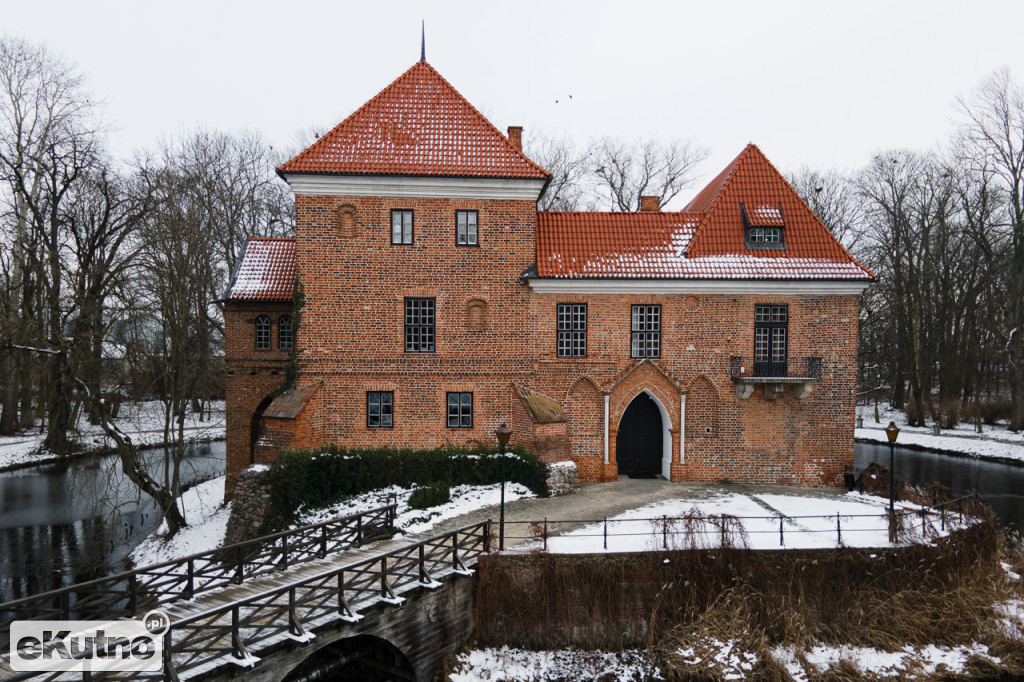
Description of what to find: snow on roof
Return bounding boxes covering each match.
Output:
[226,239,295,301]
[278,61,549,180]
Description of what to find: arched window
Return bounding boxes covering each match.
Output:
[255,315,271,350]
[278,315,293,350]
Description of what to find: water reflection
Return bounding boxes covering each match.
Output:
[855,442,1024,532]
[0,441,225,603]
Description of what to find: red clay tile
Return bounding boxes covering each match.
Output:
[278,61,549,180]
[226,238,295,301]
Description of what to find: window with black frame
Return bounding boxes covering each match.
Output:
[391,209,413,245]
[367,391,393,428]
[447,392,472,428]
[278,315,293,350]
[456,210,478,246]
[556,303,587,357]
[404,298,435,352]
[255,315,271,350]
[754,304,788,377]
[631,305,661,358]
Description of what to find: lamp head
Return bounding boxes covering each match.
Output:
[495,423,512,447]
[885,421,900,443]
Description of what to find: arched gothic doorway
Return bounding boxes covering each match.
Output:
[617,392,665,478]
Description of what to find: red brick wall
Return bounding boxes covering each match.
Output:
[224,301,290,499]
[225,189,862,494]
[529,293,861,486]
[289,193,538,453]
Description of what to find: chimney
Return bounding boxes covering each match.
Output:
[640,196,661,212]
[507,126,523,152]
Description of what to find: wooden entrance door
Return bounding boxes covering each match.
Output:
[616,392,663,478]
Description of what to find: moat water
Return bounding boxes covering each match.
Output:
[0,440,1021,604]
[0,441,224,603]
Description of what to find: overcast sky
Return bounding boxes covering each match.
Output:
[5,0,1024,204]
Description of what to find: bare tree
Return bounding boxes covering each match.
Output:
[956,67,1024,431]
[0,37,95,438]
[789,166,865,249]
[526,132,594,211]
[589,137,709,212]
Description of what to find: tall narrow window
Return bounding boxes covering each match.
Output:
[631,305,661,358]
[754,304,788,377]
[556,303,587,357]
[367,391,393,428]
[447,392,473,428]
[456,210,478,246]
[391,209,413,245]
[404,298,435,353]
[278,315,293,350]
[255,315,271,350]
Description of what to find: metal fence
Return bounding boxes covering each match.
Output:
[0,503,397,649]
[4,521,489,682]
[498,494,981,552]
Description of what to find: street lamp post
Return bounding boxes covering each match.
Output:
[495,423,512,551]
[885,420,900,541]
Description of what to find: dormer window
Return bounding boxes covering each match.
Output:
[740,202,786,250]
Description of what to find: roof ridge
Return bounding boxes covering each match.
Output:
[278,61,548,179]
[413,62,550,179]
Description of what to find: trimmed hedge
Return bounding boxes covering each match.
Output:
[409,481,451,510]
[262,442,548,530]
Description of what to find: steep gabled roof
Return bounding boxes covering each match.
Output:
[684,144,868,268]
[534,144,873,280]
[278,61,549,180]
[225,238,295,302]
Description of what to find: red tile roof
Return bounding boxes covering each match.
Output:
[537,212,702,278]
[226,238,295,301]
[535,145,873,280]
[278,61,549,180]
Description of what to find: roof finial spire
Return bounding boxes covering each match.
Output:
[420,21,426,62]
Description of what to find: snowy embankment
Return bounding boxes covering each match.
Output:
[855,403,1024,463]
[0,400,226,471]
[128,479,535,568]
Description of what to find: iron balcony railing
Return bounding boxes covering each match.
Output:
[730,355,823,381]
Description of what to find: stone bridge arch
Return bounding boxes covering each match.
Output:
[204,573,476,682]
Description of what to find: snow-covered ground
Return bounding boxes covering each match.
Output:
[129,476,232,567]
[856,402,1024,463]
[536,491,969,553]
[296,482,535,535]
[448,641,1004,681]
[0,400,226,471]
[449,647,660,682]
[128,479,536,569]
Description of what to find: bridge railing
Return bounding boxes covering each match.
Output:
[1,521,489,682]
[0,503,397,648]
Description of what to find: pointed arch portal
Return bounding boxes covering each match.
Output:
[616,391,670,478]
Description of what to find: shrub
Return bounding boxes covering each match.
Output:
[262,441,547,530]
[409,481,451,510]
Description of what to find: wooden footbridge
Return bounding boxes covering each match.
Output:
[0,505,490,682]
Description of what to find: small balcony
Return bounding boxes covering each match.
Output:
[729,356,823,400]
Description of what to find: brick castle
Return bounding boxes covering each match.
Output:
[222,59,873,499]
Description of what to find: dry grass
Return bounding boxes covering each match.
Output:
[476,511,1024,680]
